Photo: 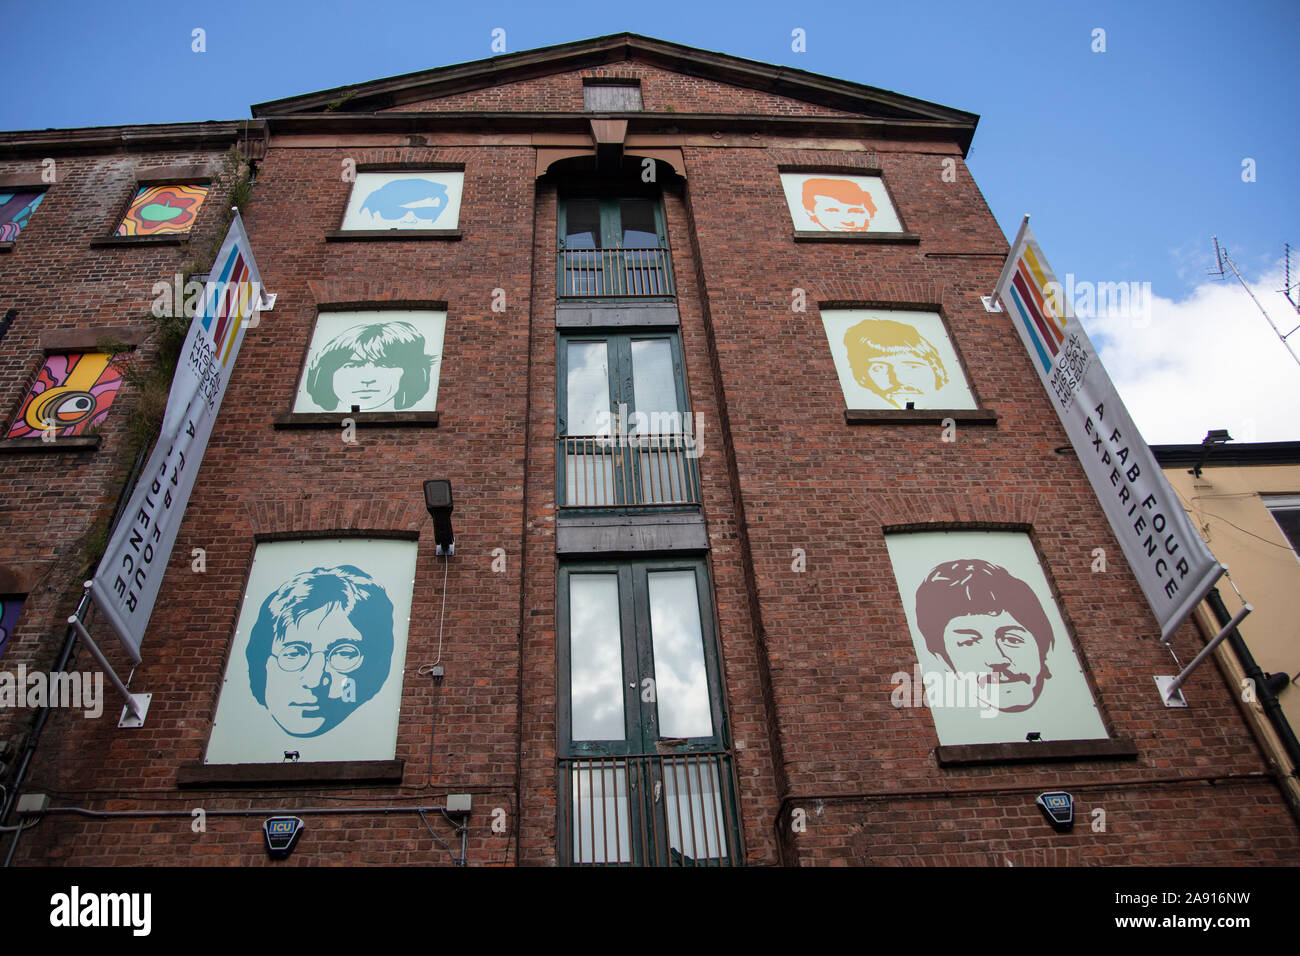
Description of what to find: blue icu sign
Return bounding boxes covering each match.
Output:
[263,816,305,859]
[1035,792,1074,832]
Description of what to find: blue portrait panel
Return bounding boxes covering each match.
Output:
[204,538,417,764]
[341,171,464,230]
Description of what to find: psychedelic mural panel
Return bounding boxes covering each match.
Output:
[6,353,124,439]
[114,184,209,236]
[0,191,46,241]
[0,596,24,659]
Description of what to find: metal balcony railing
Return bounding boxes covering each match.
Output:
[559,433,701,508]
[558,752,742,866]
[559,247,675,297]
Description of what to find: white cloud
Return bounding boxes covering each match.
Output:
[1078,266,1300,445]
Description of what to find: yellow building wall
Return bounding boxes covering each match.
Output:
[1162,462,1300,728]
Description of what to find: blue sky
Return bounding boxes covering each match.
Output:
[3,0,1297,440]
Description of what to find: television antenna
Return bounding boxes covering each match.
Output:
[1210,237,1300,368]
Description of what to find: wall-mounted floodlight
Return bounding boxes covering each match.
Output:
[1189,429,1232,478]
[424,479,455,556]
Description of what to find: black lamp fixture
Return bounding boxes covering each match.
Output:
[424,479,455,556]
[1189,429,1232,478]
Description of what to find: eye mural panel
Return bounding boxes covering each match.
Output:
[820,309,976,410]
[292,310,446,414]
[340,171,464,230]
[779,172,903,233]
[205,538,418,764]
[0,191,46,240]
[885,530,1108,747]
[6,352,124,439]
[114,184,209,236]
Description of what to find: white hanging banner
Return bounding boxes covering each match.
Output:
[994,217,1222,640]
[91,211,263,661]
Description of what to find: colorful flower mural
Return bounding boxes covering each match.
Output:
[0,191,46,241]
[114,184,209,237]
[6,352,124,439]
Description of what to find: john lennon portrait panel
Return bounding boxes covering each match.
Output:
[779,172,903,233]
[340,171,465,231]
[204,538,417,764]
[292,310,446,414]
[885,530,1108,747]
[820,309,976,411]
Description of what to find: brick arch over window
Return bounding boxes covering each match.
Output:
[538,149,685,180]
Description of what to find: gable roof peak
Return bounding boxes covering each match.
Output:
[251,32,976,132]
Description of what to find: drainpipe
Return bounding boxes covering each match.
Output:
[1206,587,1300,773]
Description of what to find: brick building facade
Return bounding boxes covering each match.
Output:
[1,34,1296,866]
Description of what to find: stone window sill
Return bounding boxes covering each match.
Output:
[273,411,440,429]
[0,436,100,453]
[844,408,999,426]
[793,230,921,245]
[935,737,1138,767]
[90,234,186,248]
[177,759,404,788]
[325,229,461,241]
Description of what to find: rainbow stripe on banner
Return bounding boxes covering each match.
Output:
[999,236,1066,376]
[202,249,253,367]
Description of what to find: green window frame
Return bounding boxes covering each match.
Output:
[557,558,741,866]
[556,329,699,510]
[557,193,674,298]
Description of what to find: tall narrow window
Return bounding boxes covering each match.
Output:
[558,559,740,866]
[558,331,699,509]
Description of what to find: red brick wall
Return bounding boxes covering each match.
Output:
[4,69,1296,868]
[8,143,533,865]
[677,140,1298,863]
[0,145,238,741]
[383,60,860,116]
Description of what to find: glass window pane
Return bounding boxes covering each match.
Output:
[566,341,610,435]
[565,199,601,248]
[569,574,625,741]
[1269,507,1300,555]
[630,339,680,433]
[664,757,728,863]
[570,762,631,863]
[647,570,712,739]
[620,199,658,247]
